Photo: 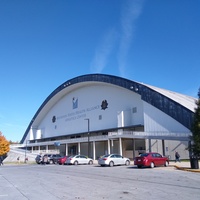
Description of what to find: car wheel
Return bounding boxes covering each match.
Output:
[109,161,114,167]
[164,161,169,167]
[137,165,142,168]
[49,160,53,164]
[150,162,155,168]
[88,160,93,165]
[74,161,78,165]
[125,160,130,166]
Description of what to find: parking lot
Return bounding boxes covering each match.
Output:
[0,163,200,200]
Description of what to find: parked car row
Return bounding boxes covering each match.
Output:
[35,152,169,168]
[35,154,62,164]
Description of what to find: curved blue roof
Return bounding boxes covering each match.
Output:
[20,74,195,143]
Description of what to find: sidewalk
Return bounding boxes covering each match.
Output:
[169,161,200,173]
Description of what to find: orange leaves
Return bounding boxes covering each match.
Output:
[0,131,10,156]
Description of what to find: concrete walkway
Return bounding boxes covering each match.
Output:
[3,149,37,163]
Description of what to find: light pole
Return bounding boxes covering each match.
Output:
[84,118,90,157]
[24,140,28,163]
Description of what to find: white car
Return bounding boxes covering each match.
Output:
[66,155,93,165]
[98,154,130,167]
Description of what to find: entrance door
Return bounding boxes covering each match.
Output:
[69,145,77,155]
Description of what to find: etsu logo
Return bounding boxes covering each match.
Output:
[73,97,78,109]
[101,100,108,110]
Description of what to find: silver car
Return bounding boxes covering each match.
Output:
[98,154,130,167]
[66,155,93,165]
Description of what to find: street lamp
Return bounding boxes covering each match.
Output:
[84,118,90,157]
[24,140,28,163]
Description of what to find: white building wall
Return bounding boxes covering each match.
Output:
[145,139,189,160]
[143,101,190,133]
[29,128,34,140]
[164,140,189,160]
[35,84,144,139]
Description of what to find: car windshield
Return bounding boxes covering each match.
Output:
[102,154,110,158]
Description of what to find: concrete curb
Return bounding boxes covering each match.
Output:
[173,165,200,173]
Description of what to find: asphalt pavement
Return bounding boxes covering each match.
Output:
[1,162,200,200]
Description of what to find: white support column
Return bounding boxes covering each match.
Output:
[46,145,48,153]
[78,142,81,155]
[93,141,96,160]
[38,146,40,154]
[119,138,122,156]
[108,139,110,154]
[65,143,68,156]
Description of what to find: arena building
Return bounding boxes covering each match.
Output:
[21,74,196,160]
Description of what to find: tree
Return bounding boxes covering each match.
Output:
[190,88,200,157]
[9,140,20,144]
[0,131,10,156]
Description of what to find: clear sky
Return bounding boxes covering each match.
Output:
[0,0,199,142]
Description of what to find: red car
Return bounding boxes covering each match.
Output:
[57,156,68,165]
[134,152,169,168]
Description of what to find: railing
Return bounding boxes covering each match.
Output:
[30,150,59,154]
[108,131,191,140]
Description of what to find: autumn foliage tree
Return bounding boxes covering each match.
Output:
[0,131,10,156]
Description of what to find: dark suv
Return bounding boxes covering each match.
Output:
[35,155,42,164]
[43,154,62,164]
[51,154,62,164]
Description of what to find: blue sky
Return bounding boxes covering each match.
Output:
[0,0,199,142]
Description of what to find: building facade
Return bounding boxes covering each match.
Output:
[21,74,196,160]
